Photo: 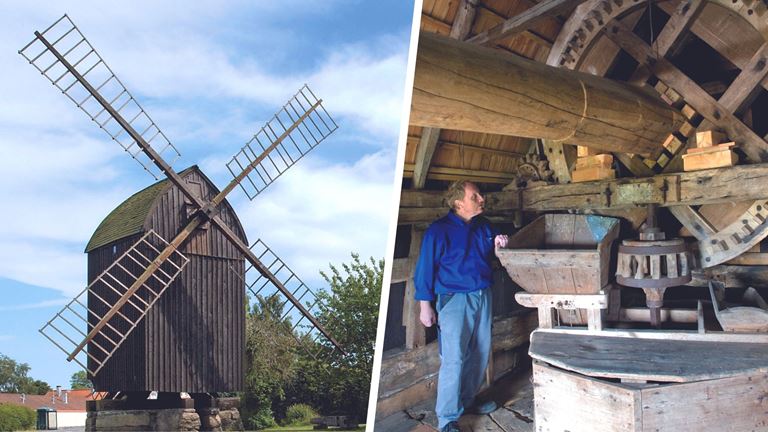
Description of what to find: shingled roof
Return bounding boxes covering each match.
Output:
[85,166,196,253]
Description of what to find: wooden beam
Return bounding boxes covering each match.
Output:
[726,253,768,266]
[400,162,768,219]
[467,0,584,46]
[391,257,409,284]
[449,0,478,40]
[668,206,717,241]
[603,20,768,163]
[402,227,426,349]
[690,265,768,288]
[520,162,768,210]
[403,163,517,184]
[712,41,768,116]
[412,32,684,156]
[627,0,705,85]
[412,127,441,188]
[542,141,575,183]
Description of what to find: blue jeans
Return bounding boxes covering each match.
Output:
[435,288,492,429]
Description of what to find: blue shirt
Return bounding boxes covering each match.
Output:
[414,211,495,301]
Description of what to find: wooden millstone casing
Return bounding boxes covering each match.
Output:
[411,32,686,156]
[85,166,246,393]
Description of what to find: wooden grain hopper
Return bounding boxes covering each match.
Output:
[496,214,619,324]
[496,214,619,293]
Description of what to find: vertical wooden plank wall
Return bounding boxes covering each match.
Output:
[88,169,247,392]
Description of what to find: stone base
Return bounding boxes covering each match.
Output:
[86,408,200,431]
[217,407,243,431]
[86,397,243,431]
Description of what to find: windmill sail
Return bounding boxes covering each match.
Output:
[39,231,189,374]
[242,239,336,358]
[19,15,181,179]
[226,85,338,200]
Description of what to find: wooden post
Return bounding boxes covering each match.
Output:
[411,32,685,156]
[403,227,426,349]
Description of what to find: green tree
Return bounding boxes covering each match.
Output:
[70,370,92,390]
[317,254,382,419]
[242,294,299,430]
[283,254,383,421]
[0,354,49,395]
[19,379,49,395]
[0,354,29,393]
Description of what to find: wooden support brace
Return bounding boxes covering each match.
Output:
[403,228,426,349]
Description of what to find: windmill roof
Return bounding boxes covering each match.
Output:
[85,166,197,253]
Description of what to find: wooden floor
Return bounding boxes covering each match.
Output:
[375,369,534,432]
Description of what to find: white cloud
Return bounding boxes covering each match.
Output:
[237,149,397,286]
[0,240,86,297]
[0,299,68,312]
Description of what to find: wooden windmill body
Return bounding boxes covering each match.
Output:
[85,167,247,392]
[20,15,343,394]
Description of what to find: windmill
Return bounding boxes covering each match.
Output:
[20,14,342,393]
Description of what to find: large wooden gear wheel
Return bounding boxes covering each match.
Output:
[547,0,768,268]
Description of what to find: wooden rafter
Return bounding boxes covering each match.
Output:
[467,0,584,45]
[412,127,441,188]
[450,0,478,40]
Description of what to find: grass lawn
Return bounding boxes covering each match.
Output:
[261,424,365,431]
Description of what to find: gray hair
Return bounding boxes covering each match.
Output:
[445,180,472,210]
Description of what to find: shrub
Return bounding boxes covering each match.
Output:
[243,405,276,431]
[284,403,318,426]
[0,403,35,431]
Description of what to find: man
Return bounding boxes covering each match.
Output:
[414,180,508,432]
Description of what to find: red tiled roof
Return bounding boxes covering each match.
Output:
[0,389,95,412]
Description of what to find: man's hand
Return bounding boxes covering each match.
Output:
[419,300,437,327]
[494,234,509,248]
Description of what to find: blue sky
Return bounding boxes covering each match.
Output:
[0,1,414,388]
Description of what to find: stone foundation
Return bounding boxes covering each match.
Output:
[86,396,242,431]
[86,408,200,431]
